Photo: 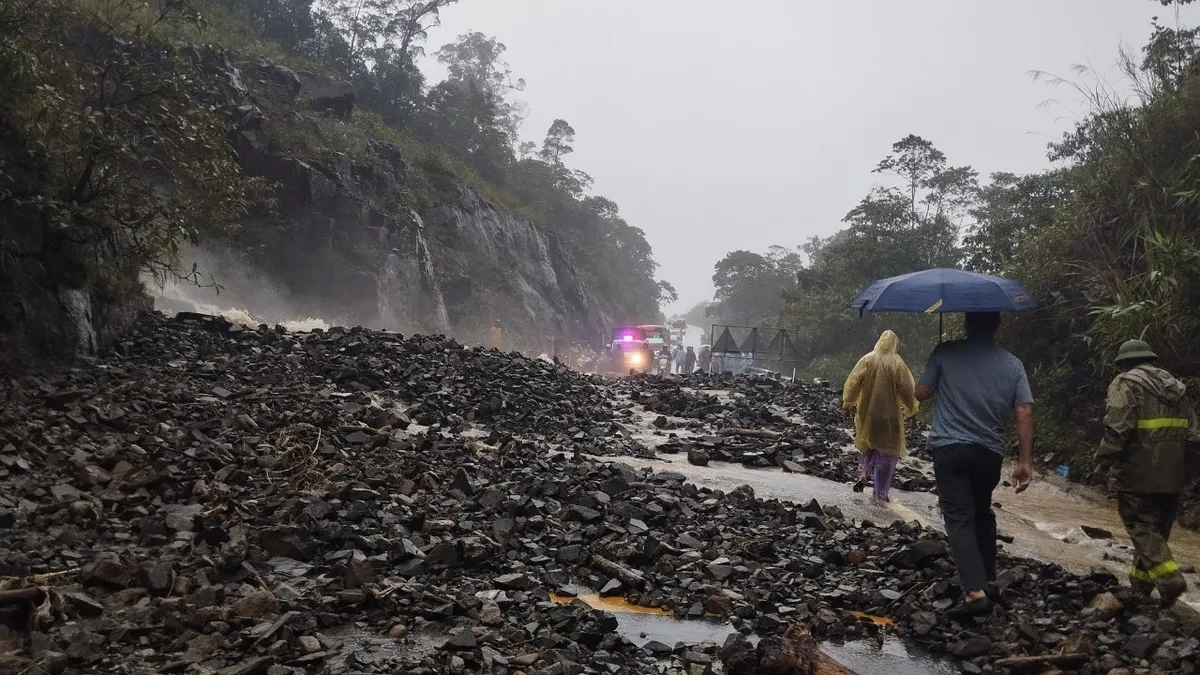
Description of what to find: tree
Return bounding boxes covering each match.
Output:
[540,119,575,164]
[321,0,458,67]
[0,0,262,286]
[436,32,528,143]
[874,134,946,226]
[418,80,515,182]
[872,134,978,229]
[964,171,1067,274]
[679,301,715,326]
[656,281,679,306]
[710,249,799,325]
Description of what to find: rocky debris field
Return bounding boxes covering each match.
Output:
[0,313,1196,675]
[625,376,936,493]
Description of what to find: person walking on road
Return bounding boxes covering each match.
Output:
[683,346,697,374]
[1096,339,1193,606]
[843,330,919,503]
[915,312,1034,616]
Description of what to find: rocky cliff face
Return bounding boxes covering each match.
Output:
[209,57,611,348]
[424,189,611,347]
[1,45,614,370]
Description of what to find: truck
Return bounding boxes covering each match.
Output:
[668,319,687,348]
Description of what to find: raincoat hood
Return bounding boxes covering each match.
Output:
[874,330,899,355]
[1125,364,1187,405]
[842,330,918,458]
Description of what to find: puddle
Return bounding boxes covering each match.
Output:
[549,587,741,647]
[551,587,953,674]
[549,591,675,617]
[848,611,895,628]
[822,638,958,675]
[321,623,441,669]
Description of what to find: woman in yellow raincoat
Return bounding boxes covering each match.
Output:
[842,330,919,502]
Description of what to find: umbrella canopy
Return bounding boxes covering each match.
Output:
[849,268,1038,313]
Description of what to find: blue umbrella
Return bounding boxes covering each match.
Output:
[849,268,1038,314]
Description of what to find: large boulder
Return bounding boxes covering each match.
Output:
[296,71,355,121]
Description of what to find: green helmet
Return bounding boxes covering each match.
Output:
[1115,339,1158,364]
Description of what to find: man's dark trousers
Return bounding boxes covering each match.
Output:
[933,443,1004,591]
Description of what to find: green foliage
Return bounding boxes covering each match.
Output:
[1,0,260,289]
[709,246,803,326]
[678,300,715,328]
[708,20,1200,468]
[964,171,1067,274]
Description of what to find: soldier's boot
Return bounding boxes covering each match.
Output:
[1129,576,1154,599]
[1157,573,1188,607]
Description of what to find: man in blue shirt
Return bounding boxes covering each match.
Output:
[916,312,1034,616]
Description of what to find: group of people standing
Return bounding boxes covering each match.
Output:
[668,345,697,374]
[842,312,1194,614]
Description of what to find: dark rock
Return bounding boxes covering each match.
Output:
[442,630,477,650]
[81,552,133,588]
[566,504,603,524]
[887,539,947,569]
[951,636,991,659]
[494,573,534,591]
[295,71,355,120]
[910,611,938,636]
[643,641,673,656]
[1081,525,1114,539]
[1124,634,1155,659]
[450,467,476,496]
[138,562,175,597]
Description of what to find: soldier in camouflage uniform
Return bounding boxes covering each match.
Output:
[1096,339,1193,606]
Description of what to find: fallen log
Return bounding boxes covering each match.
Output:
[993,653,1090,671]
[0,568,79,592]
[0,588,45,604]
[724,428,782,440]
[588,555,645,589]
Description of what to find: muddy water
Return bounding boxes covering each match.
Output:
[608,444,1200,609]
[611,394,1200,608]
[551,588,953,674]
[822,638,957,675]
[610,448,938,526]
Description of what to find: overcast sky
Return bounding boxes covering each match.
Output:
[421,0,1198,313]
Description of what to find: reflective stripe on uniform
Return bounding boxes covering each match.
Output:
[1136,418,1190,430]
[1130,566,1153,582]
[1147,560,1181,581]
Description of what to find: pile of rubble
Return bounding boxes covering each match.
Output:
[0,313,1194,675]
[626,375,937,493]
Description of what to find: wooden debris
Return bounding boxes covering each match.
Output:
[588,555,645,589]
[0,588,45,604]
[758,624,850,675]
[724,428,782,440]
